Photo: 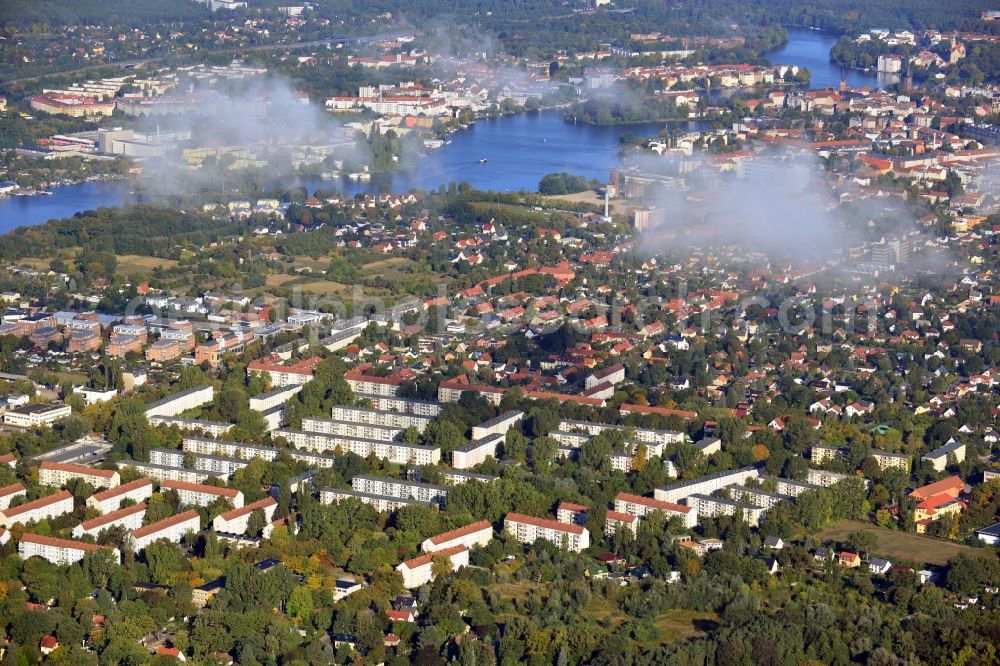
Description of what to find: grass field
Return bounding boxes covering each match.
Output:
[650,609,719,644]
[580,598,717,645]
[264,273,300,288]
[361,256,414,276]
[542,191,628,214]
[17,253,176,276]
[116,255,177,275]
[815,520,992,566]
[295,280,353,296]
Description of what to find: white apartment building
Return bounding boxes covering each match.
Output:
[556,502,587,526]
[871,449,910,472]
[504,512,590,552]
[149,448,185,468]
[470,411,523,440]
[550,431,591,448]
[442,470,494,485]
[289,450,338,468]
[147,416,234,438]
[150,447,252,477]
[685,494,765,527]
[274,429,440,465]
[145,384,214,418]
[300,417,403,442]
[760,476,819,498]
[117,460,229,484]
[806,468,854,488]
[0,482,26,510]
[344,374,402,397]
[72,502,146,538]
[421,520,493,552]
[727,486,792,511]
[0,490,74,527]
[604,510,638,536]
[246,357,318,388]
[19,533,121,565]
[351,475,447,505]
[451,434,502,470]
[212,496,277,534]
[355,394,442,417]
[161,479,244,508]
[319,487,430,512]
[193,454,252,477]
[4,403,72,428]
[329,406,434,432]
[39,461,120,489]
[437,381,504,406]
[87,477,153,514]
[654,465,763,504]
[182,437,279,461]
[877,54,903,73]
[396,545,469,588]
[558,419,684,448]
[130,509,201,552]
[614,492,698,528]
[259,405,285,432]
[249,385,303,412]
[810,445,844,465]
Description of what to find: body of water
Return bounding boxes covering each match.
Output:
[769,27,896,90]
[0,28,876,231]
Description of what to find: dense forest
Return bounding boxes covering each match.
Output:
[0,205,242,261]
[0,0,211,27]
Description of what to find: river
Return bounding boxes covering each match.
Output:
[0,27,883,232]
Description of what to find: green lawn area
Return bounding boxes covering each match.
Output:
[580,598,717,646]
[115,254,178,276]
[649,609,719,645]
[815,520,992,567]
[46,371,88,386]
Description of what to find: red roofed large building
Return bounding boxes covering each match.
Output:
[614,492,698,528]
[909,475,963,501]
[212,496,277,535]
[914,493,966,534]
[395,545,469,588]
[87,477,153,514]
[72,503,147,539]
[130,509,201,552]
[619,403,699,420]
[504,512,590,551]
[161,479,243,509]
[604,510,638,536]
[0,482,26,510]
[19,533,121,565]
[344,364,405,397]
[421,520,493,553]
[0,490,74,527]
[39,461,120,489]
[247,355,321,388]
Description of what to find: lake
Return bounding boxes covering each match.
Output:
[0,27,878,232]
[769,27,895,90]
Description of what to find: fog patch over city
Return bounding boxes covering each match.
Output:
[133,76,373,196]
[636,151,855,260]
[633,149,956,278]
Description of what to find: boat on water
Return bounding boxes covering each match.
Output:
[479,158,487,164]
